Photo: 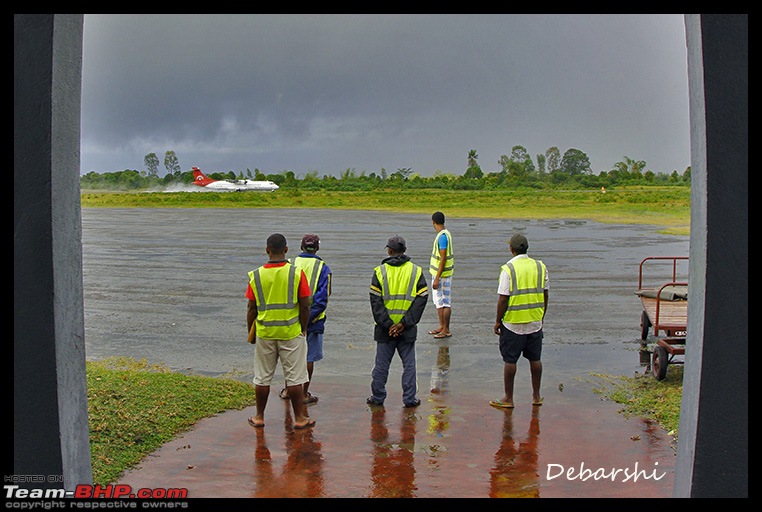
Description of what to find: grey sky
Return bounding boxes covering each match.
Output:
[81,14,691,177]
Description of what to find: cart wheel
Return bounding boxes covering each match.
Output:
[640,311,651,340]
[652,345,668,380]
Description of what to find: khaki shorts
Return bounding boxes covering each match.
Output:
[252,334,309,387]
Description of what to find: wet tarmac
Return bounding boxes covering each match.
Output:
[81,207,689,498]
[116,375,677,498]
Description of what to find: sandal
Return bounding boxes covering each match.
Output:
[293,418,316,430]
[279,388,290,400]
[247,417,265,428]
[304,392,319,405]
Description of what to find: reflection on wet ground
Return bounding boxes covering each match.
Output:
[368,406,418,498]
[251,407,326,498]
[118,353,677,498]
[490,406,541,497]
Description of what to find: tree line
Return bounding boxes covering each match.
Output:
[80,146,691,191]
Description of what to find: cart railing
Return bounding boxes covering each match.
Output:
[638,256,689,290]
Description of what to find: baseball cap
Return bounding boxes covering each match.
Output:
[509,233,529,252]
[386,235,406,252]
[301,233,320,250]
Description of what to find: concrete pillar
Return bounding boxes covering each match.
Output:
[13,14,91,490]
[675,14,748,497]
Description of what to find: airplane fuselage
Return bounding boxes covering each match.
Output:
[191,167,279,191]
[203,180,279,192]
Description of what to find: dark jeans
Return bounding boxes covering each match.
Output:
[370,339,418,406]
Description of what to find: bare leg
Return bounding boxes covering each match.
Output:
[303,361,314,397]
[441,307,452,335]
[529,360,543,404]
[437,307,445,333]
[287,384,313,428]
[501,363,517,406]
[250,385,269,426]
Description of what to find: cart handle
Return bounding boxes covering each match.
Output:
[638,256,689,290]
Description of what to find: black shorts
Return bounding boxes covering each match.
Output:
[498,325,543,364]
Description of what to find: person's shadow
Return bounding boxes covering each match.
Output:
[368,406,419,497]
[250,404,325,497]
[489,407,541,498]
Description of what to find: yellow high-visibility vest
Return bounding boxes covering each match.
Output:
[294,255,327,321]
[249,264,302,340]
[501,257,547,324]
[375,262,423,323]
[429,229,454,278]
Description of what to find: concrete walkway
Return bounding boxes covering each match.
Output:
[117,368,677,498]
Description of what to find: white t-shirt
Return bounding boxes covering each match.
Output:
[497,254,549,334]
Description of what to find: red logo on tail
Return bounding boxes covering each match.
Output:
[191,167,213,187]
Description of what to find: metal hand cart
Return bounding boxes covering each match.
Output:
[635,256,689,380]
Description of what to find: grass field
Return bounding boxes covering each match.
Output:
[81,186,691,236]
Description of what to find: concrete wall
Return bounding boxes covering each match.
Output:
[13,14,92,490]
[675,14,748,497]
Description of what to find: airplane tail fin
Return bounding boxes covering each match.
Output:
[191,167,214,187]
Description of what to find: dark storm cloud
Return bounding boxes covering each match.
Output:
[81,14,690,176]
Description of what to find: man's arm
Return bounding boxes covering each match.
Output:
[370,271,393,329]
[310,268,330,323]
[494,294,509,335]
[433,247,447,289]
[297,269,311,335]
[247,299,258,343]
[298,295,310,335]
[542,264,549,321]
[543,290,548,321]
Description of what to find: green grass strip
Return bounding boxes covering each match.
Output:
[86,357,255,484]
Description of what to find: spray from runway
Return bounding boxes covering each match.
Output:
[160,183,216,193]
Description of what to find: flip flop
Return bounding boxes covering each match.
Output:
[279,388,290,400]
[293,418,316,430]
[428,329,442,335]
[533,397,544,406]
[247,417,265,428]
[304,393,319,405]
[433,332,452,339]
[489,399,514,409]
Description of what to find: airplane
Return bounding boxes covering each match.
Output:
[191,167,279,192]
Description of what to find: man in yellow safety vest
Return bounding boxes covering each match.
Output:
[246,233,314,429]
[490,233,549,410]
[428,211,454,338]
[278,233,332,405]
[368,235,428,408]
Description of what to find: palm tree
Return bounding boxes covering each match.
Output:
[467,149,478,169]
